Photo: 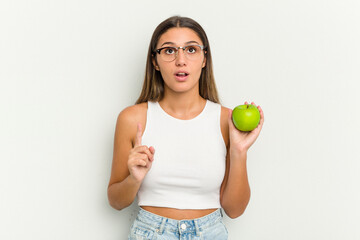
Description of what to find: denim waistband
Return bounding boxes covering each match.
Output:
[136,207,223,236]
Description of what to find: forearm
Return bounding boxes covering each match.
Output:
[221,150,251,218]
[107,175,141,210]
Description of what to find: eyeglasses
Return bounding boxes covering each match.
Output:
[154,45,206,62]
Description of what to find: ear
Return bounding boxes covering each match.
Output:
[152,55,160,71]
[202,52,207,68]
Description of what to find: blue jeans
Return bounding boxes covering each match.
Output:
[128,208,228,240]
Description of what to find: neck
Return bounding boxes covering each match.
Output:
[159,88,206,119]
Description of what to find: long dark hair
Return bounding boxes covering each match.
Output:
[135,16,220,104]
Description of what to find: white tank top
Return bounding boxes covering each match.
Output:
[137,100,227,209]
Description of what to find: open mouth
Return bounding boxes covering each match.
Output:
[175,72,189,77]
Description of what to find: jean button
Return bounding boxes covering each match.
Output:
[181,223,186,230]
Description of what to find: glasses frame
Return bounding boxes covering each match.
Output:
[153,45,206,62]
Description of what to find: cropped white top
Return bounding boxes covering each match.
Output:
[137,100,227,209]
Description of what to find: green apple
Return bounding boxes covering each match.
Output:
[232,104,260,131]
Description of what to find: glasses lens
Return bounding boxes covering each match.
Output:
[184,45,203,60]
[159,47,177,62]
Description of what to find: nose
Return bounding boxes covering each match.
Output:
[175,48,186,66]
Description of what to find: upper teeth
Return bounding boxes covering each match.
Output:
[177,73,186,76]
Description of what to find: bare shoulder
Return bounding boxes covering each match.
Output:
[118,102,147,122]
[220,105,231,148]
[220,105,231,127]
[116,102,148,146]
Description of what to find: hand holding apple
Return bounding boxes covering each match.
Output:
[228,102,264,154]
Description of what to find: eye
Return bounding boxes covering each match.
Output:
[163,47,176,55]
[186,46,198,54]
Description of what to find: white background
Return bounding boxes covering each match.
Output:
[1,0,360,239]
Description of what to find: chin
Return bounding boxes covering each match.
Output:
[169,83,198,94]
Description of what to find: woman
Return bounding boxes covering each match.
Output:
[108,16,264,239]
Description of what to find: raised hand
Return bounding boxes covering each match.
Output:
[228,102,264,154]
[127,123,155,183]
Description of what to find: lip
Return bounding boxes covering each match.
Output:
[174,70,189,82]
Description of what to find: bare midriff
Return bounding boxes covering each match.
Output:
[140,206,218,220]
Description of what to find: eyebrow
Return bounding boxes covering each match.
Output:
[160,40,201,47]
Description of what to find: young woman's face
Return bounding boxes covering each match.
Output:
[153,27,206,95]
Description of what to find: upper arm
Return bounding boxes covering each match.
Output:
[220,106,230,202]
[108,104,147,188]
